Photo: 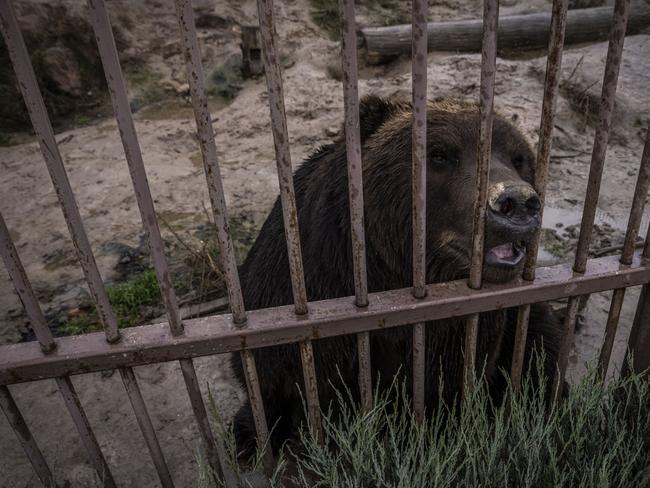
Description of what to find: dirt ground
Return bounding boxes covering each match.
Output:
[1,0,649,486]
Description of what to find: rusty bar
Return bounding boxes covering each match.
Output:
[0,0,120,344]
[256,0,323,441]
[86,0,183,335]
[178,358,235,486]
[86,2,229,478]
[596,127,650,380]
[173,0,273,466]
[554,0,630,396]
[624,283,650,375]
[299,341,324,443]
[256,0,308,315]
[597,287,626,380]
[511,305,530,390]
[338,0,369,308]
[573,0,630,274]
[463,0,499,395]
[240,350,274,472]
[119,367,175,488]
[412,323,426,421]
[0,212,56,353]
[0,385,54,487]
[2,254,646,386]
[173,0,246,325]
[338,0,373,412]
[55,377,115,487]
[411,0,428,421]
[512,0,569,386]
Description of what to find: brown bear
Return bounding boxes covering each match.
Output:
[231,95,561,456]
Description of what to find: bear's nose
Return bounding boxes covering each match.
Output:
[488,182,541,223]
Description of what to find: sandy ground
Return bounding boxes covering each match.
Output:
[1,0,649,486]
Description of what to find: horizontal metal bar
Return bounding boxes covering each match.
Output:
[1,253,648,386]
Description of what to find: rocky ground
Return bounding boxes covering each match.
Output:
[0,0,649,486]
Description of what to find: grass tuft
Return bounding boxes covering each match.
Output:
[199,361,650,487]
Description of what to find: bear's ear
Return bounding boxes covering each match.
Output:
[358,95,408,142]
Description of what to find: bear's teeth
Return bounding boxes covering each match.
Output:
[491,242,514,259]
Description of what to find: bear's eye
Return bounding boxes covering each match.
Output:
[428,149,458,167]
[512,155,525,170]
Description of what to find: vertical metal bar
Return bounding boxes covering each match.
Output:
[0,385,55,487]
[0,212,56,353]
[463,0,499,394]
[85,2,232,479]
[256,0,308,316]
[55,377,116,488]
[173,0,246,325]
[119,367,175,488]
[174,0,274,469]
[553,0,630,399]
[0,0,120,343]
[178,358,236,486]
[338,0,373,412]
[87,0,183,335]
[256,0,323,442]
[624,283,650,376]
[597,128,650,380]
[511,0,569,388]
[240,350,274,472]
[411,0,428,422]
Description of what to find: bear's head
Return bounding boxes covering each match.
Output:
[359,95,540,285]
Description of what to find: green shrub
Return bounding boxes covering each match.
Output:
[200,363,650,487]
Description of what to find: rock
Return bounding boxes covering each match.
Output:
[325,126,339,137]
[176,83,190,96]
[42,46,83,96]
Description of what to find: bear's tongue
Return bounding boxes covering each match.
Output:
[490,242,514,259]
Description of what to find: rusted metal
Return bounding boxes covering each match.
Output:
[0,212,56,353]
[411,0,428,421]
[2,254,647,386]
[338,0,373,410]
[257,0,308,316]
[512,0,569,386]
[299,341,324,443]
[87,0,183,336]
[119,367,175,488]
[173,0,246,325]
[179,358,235,486]
[357,331,373,411]
[87,2,229,478]
[338,0,369,308]
[240,350,274,473]
[596,127,650,380]
[511,305,530,390]
[256,0,323,440]
[0,0,120,344]
[464,0,499,396]
[0,385,54,487]
[554,0,630,396]
[624,283,650,375]
[173,0,272,471]
[56,377,116,487]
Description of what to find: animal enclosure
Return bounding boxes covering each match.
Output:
[0,0,649,486]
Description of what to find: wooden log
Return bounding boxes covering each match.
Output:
[361,2,650,63]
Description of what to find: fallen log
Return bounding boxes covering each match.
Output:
[361,2,650,63]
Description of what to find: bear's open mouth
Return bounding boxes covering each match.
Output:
[485,241,525,267]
